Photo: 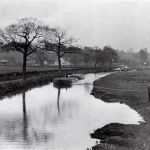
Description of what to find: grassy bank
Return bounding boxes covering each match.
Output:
[0,67,111,82]
[91,70,150,150]
[0,68,109,99]
[0,74,60,99]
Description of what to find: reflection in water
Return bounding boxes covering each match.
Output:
[84,83,91,93]
[22,92,54,147]
[57,88,61,116]
[53,84,72,117]
[0,73,144,150]
[22,92,28,141]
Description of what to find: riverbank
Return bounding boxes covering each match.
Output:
[91,70,150,150]
[0,67,110,82]
[0,68,108,99]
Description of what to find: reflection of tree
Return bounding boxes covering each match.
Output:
[22,92,54,145]
[22,92,28,141]
[0,84,79,147]
[84,83,91,93]
[57,87,61,116]
[53,85,70,116]
[0,92,55,147]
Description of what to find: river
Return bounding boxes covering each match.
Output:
[0,73,143,150]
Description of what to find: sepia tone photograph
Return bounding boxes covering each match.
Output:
[0,0,149,149]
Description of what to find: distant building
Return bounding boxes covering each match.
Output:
[54,58,70,65]
[0,60,8,65]
[44,61,48,65]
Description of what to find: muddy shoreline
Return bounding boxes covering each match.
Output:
[90,71,150,150]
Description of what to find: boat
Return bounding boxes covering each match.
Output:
[69,74,85,80]
[53,77,73,88]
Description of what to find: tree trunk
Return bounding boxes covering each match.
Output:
[23,52,27,80]
[109,60,112,68]
[57,42,62,74]
[58,54,62,74]
[74,62,77,66]
[94,63,97,69]
[85,62,87,69]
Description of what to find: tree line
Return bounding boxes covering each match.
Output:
[0,18,77,79]
[118,48,149,66]
[0,17,119,79]
[64,46,118,69]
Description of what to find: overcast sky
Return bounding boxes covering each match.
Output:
[0,0,150,51]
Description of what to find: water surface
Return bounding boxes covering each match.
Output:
[0,73,143,150]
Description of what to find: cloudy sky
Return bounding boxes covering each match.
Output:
[0,0,150,51]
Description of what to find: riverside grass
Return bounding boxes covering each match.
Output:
[0,68,109,99]
[0,74,59,98]
[91,70,150,150]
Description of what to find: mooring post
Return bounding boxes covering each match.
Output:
[147,86,150,101]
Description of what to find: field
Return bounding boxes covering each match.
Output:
[91,70,150,150]
[0,65,75,74]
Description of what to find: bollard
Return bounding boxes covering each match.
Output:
[147,85,150,101]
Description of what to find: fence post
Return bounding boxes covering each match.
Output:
[148,86,150,101]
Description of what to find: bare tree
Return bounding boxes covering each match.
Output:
[64,53,83,66]
[44,27,76,73]
[139,48,148,64]
[0,17,49,79]
[84,47,102,69]
[82,54,91,68]
[103,46,118,67]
